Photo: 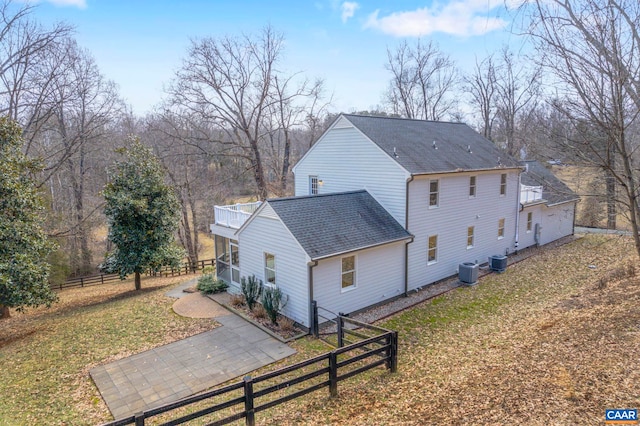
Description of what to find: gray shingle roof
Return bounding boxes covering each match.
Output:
[520,160,580,206]
[266,190,412,260]
[342,114,520,174]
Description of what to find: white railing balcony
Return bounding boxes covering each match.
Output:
[520,184,544,203]
[214,201,262,229]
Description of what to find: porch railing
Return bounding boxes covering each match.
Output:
[520,184,544,203]
[214,202,262,229]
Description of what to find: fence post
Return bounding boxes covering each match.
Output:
[134,412,145,426]
[329,351,338,398]
[243,375,255,426]
[311,301,318,337]
[390,331,398,373]
[101,275,104,284]
[80,277,84,287]
[337,316,343,348]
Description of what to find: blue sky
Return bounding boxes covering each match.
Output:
[28,0,524,115]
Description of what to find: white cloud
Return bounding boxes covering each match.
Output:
[341,1,359,23]
[364,0,509,37]
[43,0,87,9]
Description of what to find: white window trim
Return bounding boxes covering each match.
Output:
[427,235,438,265]
[467,226,475,249]
[526,212,533,233]
[469,176,477,199]
[309,175,318,195]
[498,218,505,240]
[340,255,357,293]
[429,179,439,209]
[264,252,276,288]
[500,173,507,197]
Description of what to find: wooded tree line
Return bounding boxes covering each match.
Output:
[3,0,640,300]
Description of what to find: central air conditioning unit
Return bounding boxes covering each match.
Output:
[489,255,507,273]
[459,262,479,285]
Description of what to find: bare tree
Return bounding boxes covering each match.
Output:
[0,1,72,133]
[169,26,326,201]
[384,40,458,121]
[523,0,640,254]
[493,47,541,158]
[465,54,498,140]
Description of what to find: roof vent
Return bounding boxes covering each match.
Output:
[393,147,399,158]
[497,156,501,166]
[467,145,472,154]
[433,140,438,149]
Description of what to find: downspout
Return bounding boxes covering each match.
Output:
[308,260,318,334]
[514,169,522,254]
[404,175,415,297]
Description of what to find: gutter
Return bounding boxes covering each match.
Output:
[404,175,415,297]
[309,235,414,262]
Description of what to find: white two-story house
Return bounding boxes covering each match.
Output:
[210,114,579,329]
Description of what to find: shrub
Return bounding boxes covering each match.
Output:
[197,274,228,294]
[230,294,245,307]
[279,316,295,332]
[252,304,267,319]
[202,265,215,275]
[241,275,263,311]
[261,286,289,325]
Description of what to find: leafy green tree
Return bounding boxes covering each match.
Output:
[0,118,57,318]
[102,140,184,290]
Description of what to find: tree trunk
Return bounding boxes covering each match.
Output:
[0,305,10,319]
[605,169,617,230]
[135,272,141,290]
[280,128,291,195]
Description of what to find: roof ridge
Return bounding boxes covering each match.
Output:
[267,189,366,203]
[343,113,467,126]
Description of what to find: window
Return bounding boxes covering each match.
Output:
[215,235,230,283]
[264,252,276,286]
[498,218,505,239]
[527,212,533,232]
[469,176,476,198]
[341,255,356,290]
[429,179,439,207]
[428,235,438,264]
[500,173,507,196]
[309,176,318,195]
[467,226,475,248]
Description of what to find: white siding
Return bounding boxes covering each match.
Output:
[237,215,310,327]
[519,203,576,249]
[539,203,576,245]
[518,205,542,249]
[312,242,406,316]
[293,127,410,225]
[407,170,519,290]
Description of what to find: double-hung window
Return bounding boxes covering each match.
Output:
[429,179,439,208]
[467,226,475,249]
[264,252,276,286]
[469,176,476,198]
[341,255,356,291]
[498,218,505,239]
[500,173,507,196]
[526,212,533,232]
[428,235,438,264]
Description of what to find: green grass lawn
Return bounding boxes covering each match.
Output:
[0,276,217,425]
[1,234,638,425]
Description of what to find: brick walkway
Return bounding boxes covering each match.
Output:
[90,287,296,420]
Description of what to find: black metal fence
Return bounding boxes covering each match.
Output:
[100,316,397,426]
[52,259,216,290]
